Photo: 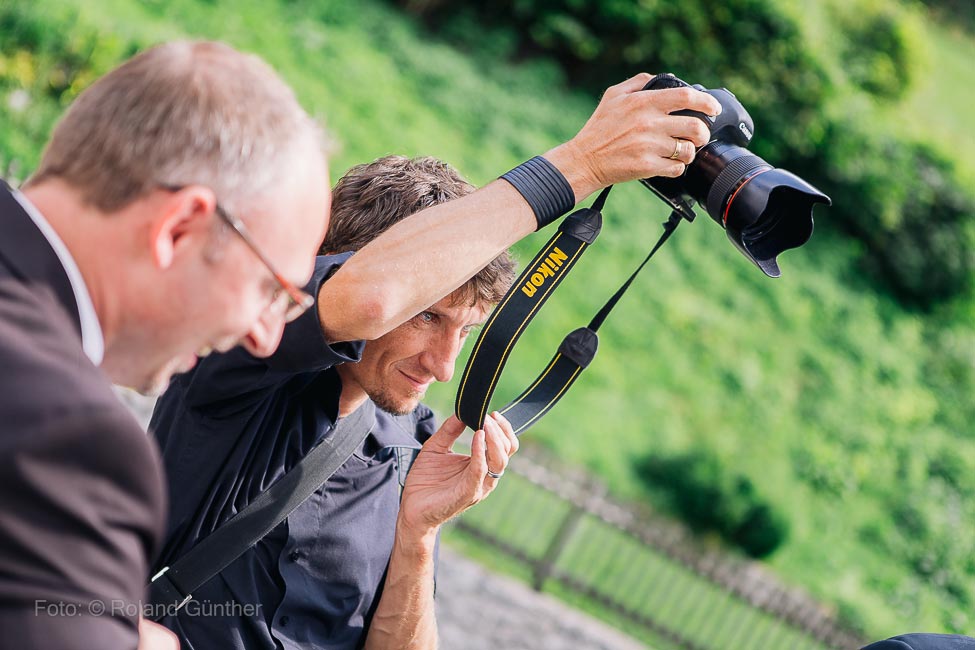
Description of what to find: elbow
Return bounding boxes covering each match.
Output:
[353,292,399,341]
[323,288,401,343]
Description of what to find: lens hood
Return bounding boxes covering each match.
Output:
[724,168,830,277]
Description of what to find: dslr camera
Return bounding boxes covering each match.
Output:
[642,74,830,277]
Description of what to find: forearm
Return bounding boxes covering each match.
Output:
[320,179,536,342]
[318,75,722,343]
[364,526,439,650]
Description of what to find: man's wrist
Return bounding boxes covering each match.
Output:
[393,520,439,559]
[543,141,599,203]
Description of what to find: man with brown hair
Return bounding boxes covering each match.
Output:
[149,156,518,650]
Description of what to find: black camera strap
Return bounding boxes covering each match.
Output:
[455,187,684,433]
[147,400,376,620]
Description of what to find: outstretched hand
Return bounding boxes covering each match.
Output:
[396,412,518,540]
[546,72,723,201]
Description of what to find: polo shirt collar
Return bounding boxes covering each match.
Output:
[370,407,425,451]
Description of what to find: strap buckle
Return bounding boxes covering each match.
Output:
[149,566,193,614]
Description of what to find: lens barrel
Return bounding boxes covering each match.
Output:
[681,142,829,277]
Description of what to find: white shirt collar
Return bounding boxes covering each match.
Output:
[11,190,105,365]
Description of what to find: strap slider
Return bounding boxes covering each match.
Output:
[558,207,602,243]
[558,328,599,369]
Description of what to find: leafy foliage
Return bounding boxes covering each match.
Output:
[0,2,141,171]
[829,0,924,100]
[636,450,790,558]
[809,114,975,307]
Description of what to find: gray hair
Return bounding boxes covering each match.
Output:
[27,40,325,215]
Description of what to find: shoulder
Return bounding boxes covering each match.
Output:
[0,274,126,433]
[0,276,166,610]
[863,635,975,650]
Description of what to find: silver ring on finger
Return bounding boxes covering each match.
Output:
[486,468,504,479]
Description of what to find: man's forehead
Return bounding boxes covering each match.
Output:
[437,292,493,320]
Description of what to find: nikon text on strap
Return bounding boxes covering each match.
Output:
[147,399,376,620]
[455,186,688,434]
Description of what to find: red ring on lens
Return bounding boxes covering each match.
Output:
[722,168,773,226]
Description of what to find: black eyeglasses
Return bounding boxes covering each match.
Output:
[161,185,314,323]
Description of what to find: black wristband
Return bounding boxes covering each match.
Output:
[500,156,576,230]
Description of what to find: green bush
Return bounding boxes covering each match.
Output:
[0,0,140,169]
[808,115,975,307]
[829,0,925,100]
[635,450,790,558]
[917,0,975,32]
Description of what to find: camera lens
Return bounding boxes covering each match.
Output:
[680,141,827,277]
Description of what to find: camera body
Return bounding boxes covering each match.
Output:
[642,74,830,277]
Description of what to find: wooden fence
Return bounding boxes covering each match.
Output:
[449,448,866,650]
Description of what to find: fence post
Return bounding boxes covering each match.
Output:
[531,503,584,591]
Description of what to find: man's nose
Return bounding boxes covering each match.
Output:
[424,333,462,383]
[241,310,286,358]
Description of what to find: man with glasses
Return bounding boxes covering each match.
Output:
[0,36,719,650]
[0,41,330,650]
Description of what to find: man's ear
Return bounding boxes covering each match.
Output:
[149,186,217,270]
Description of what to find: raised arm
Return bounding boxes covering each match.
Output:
[319,74,720,343]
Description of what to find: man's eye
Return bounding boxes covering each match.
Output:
[418,312,435,323]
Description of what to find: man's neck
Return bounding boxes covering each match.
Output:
[335,368,369,418]
[21,181,122,349]
[337,391,370,418]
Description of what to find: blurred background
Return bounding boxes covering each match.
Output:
[2,0,972,647]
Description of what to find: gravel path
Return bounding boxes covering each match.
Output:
[436,547,650,650]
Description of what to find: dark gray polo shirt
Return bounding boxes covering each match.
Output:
[149,255,436,650]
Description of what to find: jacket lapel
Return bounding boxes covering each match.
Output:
[0,180,83,339]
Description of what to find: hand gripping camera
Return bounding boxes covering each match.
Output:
[642,74,830,277]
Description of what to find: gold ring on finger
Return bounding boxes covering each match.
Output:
[669,139,683,160]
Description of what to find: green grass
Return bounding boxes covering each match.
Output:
[894,21,975,182]
[1,0,973,641]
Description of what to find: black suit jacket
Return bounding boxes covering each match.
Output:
[0,183,165,648]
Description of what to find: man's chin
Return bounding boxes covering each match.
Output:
[134,372,175,398]
[370,390,423,417]
[135,355,197,396]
